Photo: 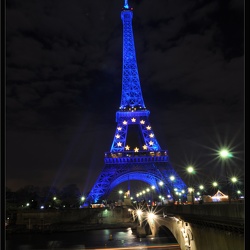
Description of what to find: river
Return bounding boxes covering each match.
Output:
[6,227,181,249]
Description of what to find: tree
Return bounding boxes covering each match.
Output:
[60,184,81,208]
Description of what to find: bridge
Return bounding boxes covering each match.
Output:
[135,203,244,250]
[13,202,244,250]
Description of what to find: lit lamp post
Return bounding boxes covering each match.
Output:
[211,181,219,198]
[186,166,195,205]
[81,196,85,206]
[151,185,156,205]
[212,181,218,189]
[159,181,164,194]
[236,190,242,201]
[219,148,233,204]
[188,187,194,205]
[169,175,175,203]
[147,212,157,236]
[53,196,57,208]
[198,185,204,203]
[230,176,238,201]
[119,190,123,201]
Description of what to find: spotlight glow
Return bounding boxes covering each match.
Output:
[147,212,156,220]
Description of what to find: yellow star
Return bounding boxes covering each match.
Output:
[117,142,122,147]
[134,147,139,152]
[123,120,128,125]
[149,141,154,145]
[115,134,120,138]
[125,145,130,150]
[140,120,145,124]
[117,127,122,131]
[146,126,151,130]
[131,118,136,122]
[149,133,154,138]
[143,145,147,150]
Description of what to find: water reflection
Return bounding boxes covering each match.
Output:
[6,227,180,249]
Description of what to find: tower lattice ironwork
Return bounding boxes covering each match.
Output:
[84,0,187,205]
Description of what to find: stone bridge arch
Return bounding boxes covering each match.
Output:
[152,217,194,249]
[147,214,243,250]
[158,225,176,238]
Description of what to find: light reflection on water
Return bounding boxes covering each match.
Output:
[6,227,179,250]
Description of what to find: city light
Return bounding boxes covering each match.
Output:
[219,149,233,159]
[212,181,218,187]
[136,209,143,216]
[169,175,175,181]
[186,166,195,205]
[147,212,156,220]
[218,148,233,204]
[187,166,194,174]
[231,177,238,183]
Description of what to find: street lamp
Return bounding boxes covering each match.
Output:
[169,175,175,202]
[187,166,194,173]
[186,166,195,205]
[151,185,156,205]
[158,180,164,196]
[231,176,237,183]
[212,181,218,188]
[118,190,123,204]
[198,185,205,203]
[236,190,243,200]
[211,181,219,196]
[219,149,233,159]
[230,176,238,201]
[53,196,57,208]
[219,148,233,203]
[81,196,85,203]
[159,181,164,188]
[188,187,194,205]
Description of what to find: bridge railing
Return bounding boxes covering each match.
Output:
[161,203,244,219]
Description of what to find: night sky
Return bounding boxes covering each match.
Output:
[6,0,244,194]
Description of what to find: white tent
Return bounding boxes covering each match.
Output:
[211,190,228,202]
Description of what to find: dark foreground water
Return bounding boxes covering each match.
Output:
[6,227,180,250]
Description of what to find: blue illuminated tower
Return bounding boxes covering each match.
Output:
[85,1,186,205]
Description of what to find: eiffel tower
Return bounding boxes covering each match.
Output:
[85,0,187,205]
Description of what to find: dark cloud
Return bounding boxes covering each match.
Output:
[6,0,244,193]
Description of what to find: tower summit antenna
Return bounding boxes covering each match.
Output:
[124,0,129,9]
